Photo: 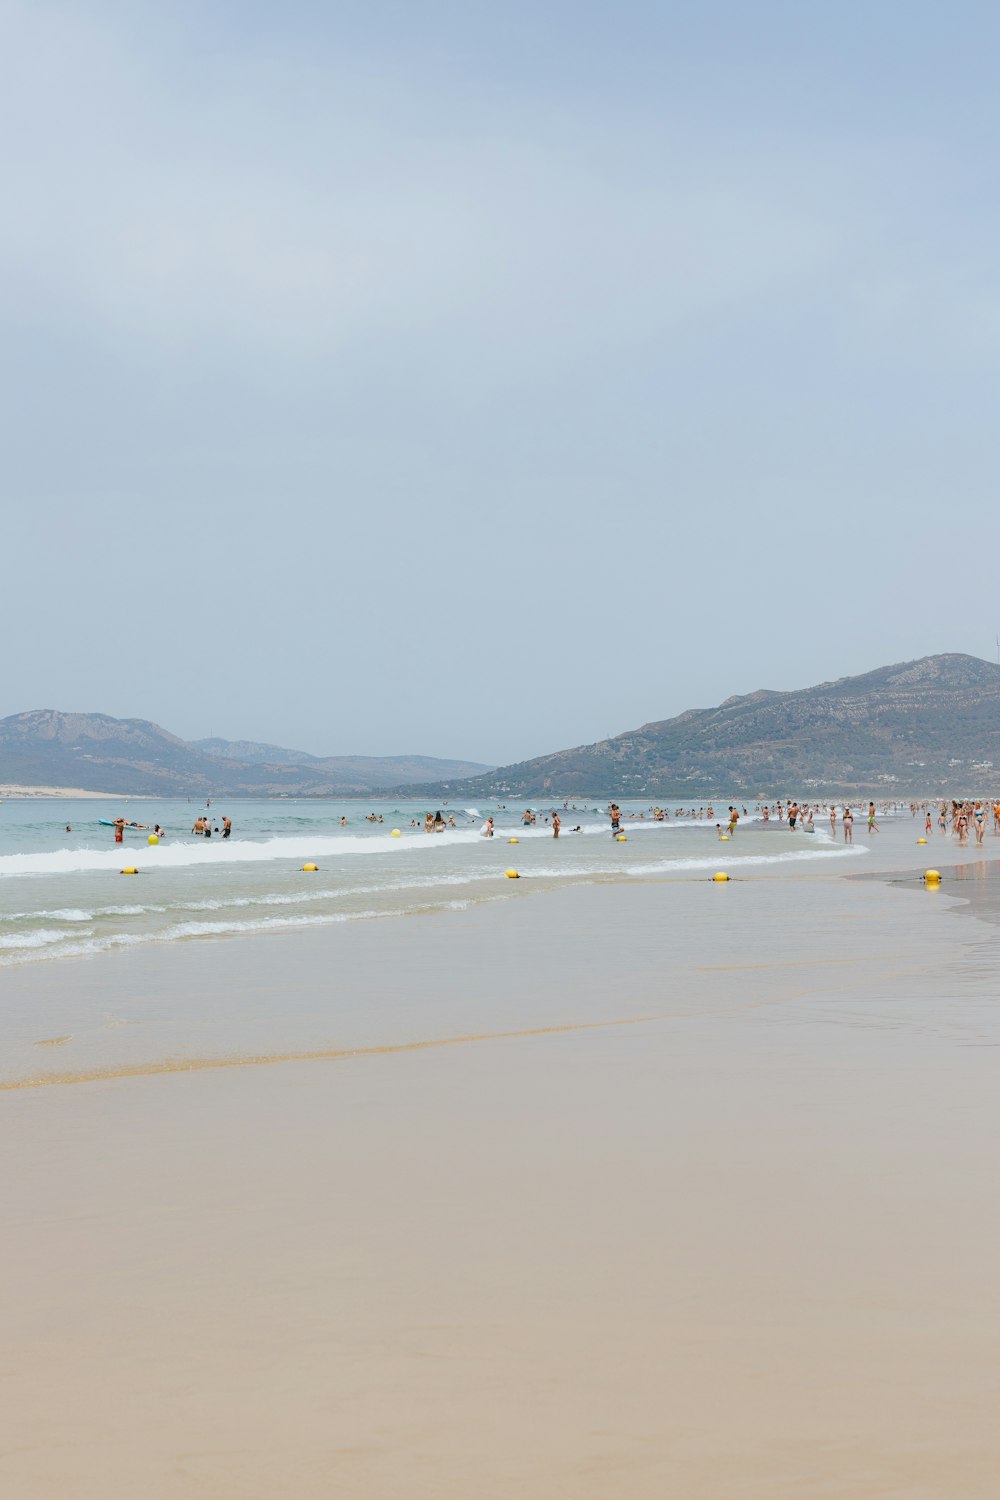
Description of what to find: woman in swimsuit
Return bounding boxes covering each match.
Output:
[843,807,853,844]
[974,801,986,845]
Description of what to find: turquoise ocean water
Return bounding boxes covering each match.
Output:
[0,796,867,967]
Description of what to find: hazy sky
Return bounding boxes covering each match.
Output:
[3,1,999,763]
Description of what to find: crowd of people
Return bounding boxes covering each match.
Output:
[104,796,1000,850]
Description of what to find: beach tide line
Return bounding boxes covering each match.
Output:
[694,953,910,973]
[0,1014,663,1093]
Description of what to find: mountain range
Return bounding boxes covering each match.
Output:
[3,654,998,799]
[0,711,492,796]
[397,654,1000,800]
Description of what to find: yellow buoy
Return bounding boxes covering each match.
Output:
[509,837,519,843]
[917,837,926,844]
[616,834,627,842]
[924,869,941,883]
[713,872,730,882]
[147,833,159,845]
[720,835,730,841]
[505,868,520,879]
[390,829,402,837]
[302,863,319,872]
[121,867,138,875]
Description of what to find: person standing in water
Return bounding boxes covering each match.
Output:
[552,811,561,838]
[843,806,854,843]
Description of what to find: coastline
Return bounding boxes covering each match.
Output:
[0,785,122,798]
[4,822,1000,1496]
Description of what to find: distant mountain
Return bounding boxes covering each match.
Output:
[0,711,492,796]
[394,654,1000,800]
[193,735,492,787]
[192,737,320,767]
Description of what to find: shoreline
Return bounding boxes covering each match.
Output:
[0,822,986,1090]
[0,785,126,798]
[4,821,1000,1496]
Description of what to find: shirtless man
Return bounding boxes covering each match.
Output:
[113,817,126,844]
[222,816,232,839]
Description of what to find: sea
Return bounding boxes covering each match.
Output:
[0,796,869,968]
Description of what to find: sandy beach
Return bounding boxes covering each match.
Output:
[0,787,120,799]
[3,818,999,1497]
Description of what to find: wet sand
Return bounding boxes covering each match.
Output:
[3,821,1000,1496]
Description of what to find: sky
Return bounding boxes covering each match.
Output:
[2,0,1000,764]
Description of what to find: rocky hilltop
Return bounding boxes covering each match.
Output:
[0,711,492,796]
[398,654,1000,800]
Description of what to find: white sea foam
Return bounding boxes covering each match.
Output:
[0,927,95,950]
[101,904,168,916]
[172,870,499,915]
[0,897,497,966]
[524,843,866,880]
[0,829,487,878]
[0,907,94,923]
